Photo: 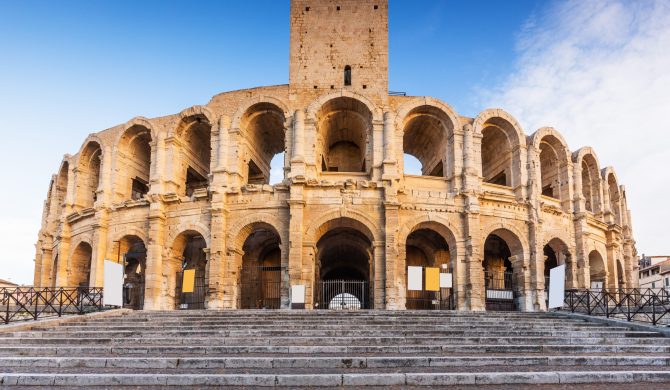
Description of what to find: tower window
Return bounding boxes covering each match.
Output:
[336,6,340,11]
[374,5,379,10]
[344,65,352,86]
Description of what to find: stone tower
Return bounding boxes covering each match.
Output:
[289,0,389,104]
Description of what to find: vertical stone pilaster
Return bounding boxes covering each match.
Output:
[373,241,385,309]
[144,198,167,310]
[207,200,226,309]
[287,188,306,307]
[381,111,397,180]
[90,211,110,287]
[383,201,399,309]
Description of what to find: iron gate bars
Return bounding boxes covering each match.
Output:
[406,288,454,310]
[318,280,370,310]
[175,271,207,310]
[1,287,105,324]
[485,271,516,311]
[564,288,670,326]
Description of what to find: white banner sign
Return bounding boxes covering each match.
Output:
[439,273,453,288]
[548,264,566,309]
[103,260,124,307]
[291,284,305,304]
[408,266,422,291]
[591,281,603,290]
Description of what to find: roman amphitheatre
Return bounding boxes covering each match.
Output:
[33,0,636,312]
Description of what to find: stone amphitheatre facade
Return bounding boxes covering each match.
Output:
[33,0,637,312]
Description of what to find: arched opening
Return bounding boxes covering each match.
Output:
[405,228,451,310]
[170,231,207,309]
[589,250,606,289]
[77,142,102,209]
[241,103,286,185]
[402,105,452,177]
[239,223,282,309]
[178,116,211,197]
[581,154,600,213]
[317,97,372,173]
[51,254,59,288]
[55,162,69,217]
[617,260,625,288]
[481,123,512,187]
[116,125,152,201]
[69,242,92,287]
[607,173,621,225]
[483,231,524,311]
[543,238,571,293]
[540,135,569,201]
[118,235,147,310]
[315,218,373,309]
[344,65,352,86]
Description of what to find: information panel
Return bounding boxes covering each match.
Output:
[548,264,566,309]
[407,266,422,291]
[103,260,123,307]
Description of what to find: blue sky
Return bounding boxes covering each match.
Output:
[1,0,667,284]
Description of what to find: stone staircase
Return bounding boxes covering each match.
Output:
[1,310,670,387]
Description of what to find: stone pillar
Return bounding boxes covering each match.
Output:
[371,116,384,181]
[207,202,226,309]
[383,201,399,309]
[162,137,181,194]
[144,199,167,310]
[56,227,71,287]
[288,191,306,307]
[463,205,484,311]
[373,241,385,309]
[90,212,109,287]
[572,162,586,213]
[528,223,544,311]
[381,112,397,180]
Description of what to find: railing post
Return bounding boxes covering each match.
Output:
[4,290,9,325]
[58,288,63,317]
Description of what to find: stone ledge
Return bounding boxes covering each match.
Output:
[0,309,131,334]
[552,311,670,338]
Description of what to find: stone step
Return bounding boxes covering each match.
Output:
[1,343,667,356]
[12,330,654,339]
[2,370,670,387]
[1,335,665,346]
[0,355,668,369]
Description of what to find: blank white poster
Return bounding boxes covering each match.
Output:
[439,273,453,288]
[548,264,566,309]
[291,285,305,304]
[103,260,124,307]
[408,266,422,291]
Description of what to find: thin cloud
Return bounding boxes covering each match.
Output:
[482,0,670,255]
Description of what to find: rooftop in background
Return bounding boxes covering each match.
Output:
[0,279,19,288]
[639,255,670,270]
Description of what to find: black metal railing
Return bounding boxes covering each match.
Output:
[1,287,106,325]
[564,288,670,326]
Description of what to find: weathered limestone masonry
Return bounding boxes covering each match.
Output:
[33,0,637,311]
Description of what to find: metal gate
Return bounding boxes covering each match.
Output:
[122,281,145,310]
[317,280,370,310]
[175,271,207,310]
[485,271,516,311]
[406,288,454,310]
[240,266,281,309]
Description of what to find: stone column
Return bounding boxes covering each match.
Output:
[373,241,385,309]
[463,205,484,311]
[90,212,109,287]
[207,202,226,309]
[381,112,397,180]
[144,199,167,310]
[383,201,399,309]
[56,227,71,287]
[287,190,306,307]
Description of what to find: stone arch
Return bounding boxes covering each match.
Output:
[234,221,284,309]
[396,97,459,178]
[480,222,529,255]
[227,213,286,251]
[76,139,104,209]
[167,222,211,250]
[602,167,622,226]
[173,108,213,196]
[588,250,607,288]
[312,96,374,173]
[166,227,210,309]
[473,109,526,191]
[306,90,381,122]
[399,217,460,310]
[116,234,147,309]
[236,101,288,185]
[530,127,572,206]
[49,159,70,221]
[542,237,573,289]
[616,258,626,288]
[230,96,291,130]
[68,240,93,287]
[481,224,528,311]
[114,122,153,202]
[111,226,149,247]
[572,147,603,214]
[305,211,380,245]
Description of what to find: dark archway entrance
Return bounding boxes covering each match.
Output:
[118,235,146,310]
[172,232,207,310]
[239,224,282,309]
[315,224,372,310]
[405,228,453,310]
[483,234,517,311]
